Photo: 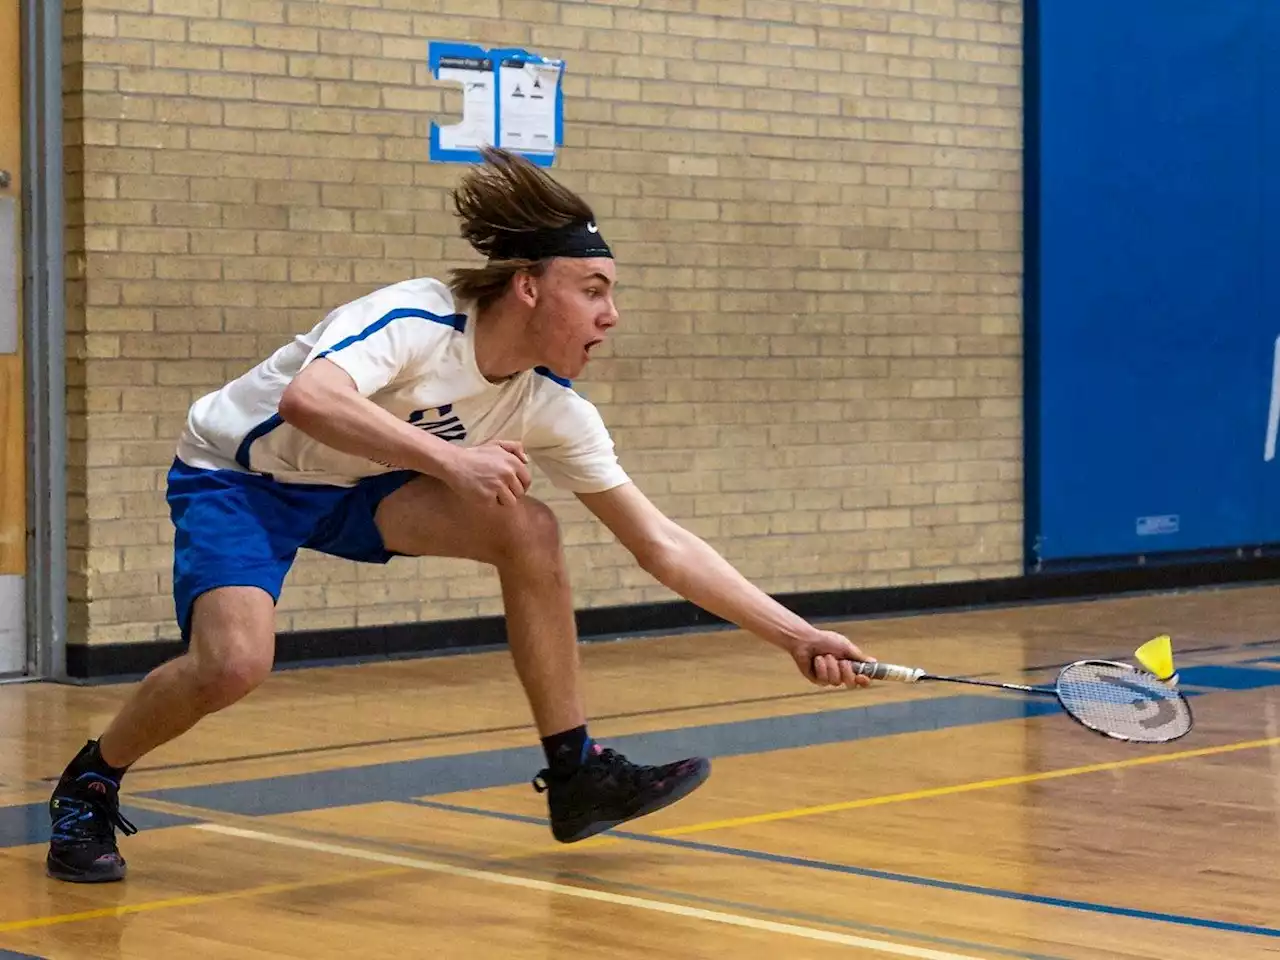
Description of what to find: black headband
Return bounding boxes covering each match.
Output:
[489,220,613,262]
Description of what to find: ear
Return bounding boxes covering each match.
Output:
[512,269,540,308]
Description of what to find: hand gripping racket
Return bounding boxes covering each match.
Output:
[845,658,1193,743]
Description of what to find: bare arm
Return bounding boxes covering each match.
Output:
[279,358,459,477]
[577,483,872,688]
[278,359,531,505]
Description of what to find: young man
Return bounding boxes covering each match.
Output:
[48,147,874,883]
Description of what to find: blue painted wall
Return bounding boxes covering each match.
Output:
[1028,0,1280,564]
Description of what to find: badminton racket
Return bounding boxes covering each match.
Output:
[838,658,1193,743]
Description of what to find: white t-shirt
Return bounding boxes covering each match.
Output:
[175,277,630,493]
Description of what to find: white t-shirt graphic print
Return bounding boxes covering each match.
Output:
[175,277,630,494]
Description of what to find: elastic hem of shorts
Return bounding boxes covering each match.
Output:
[179,581,282,644]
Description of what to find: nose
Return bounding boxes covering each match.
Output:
[601,296,619,329]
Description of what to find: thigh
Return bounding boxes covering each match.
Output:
[187,585,277,670]
[371,474,553,565]
[167,460,317,640]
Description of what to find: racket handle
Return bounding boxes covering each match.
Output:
[811,657,924,682]
[851,661,925,683]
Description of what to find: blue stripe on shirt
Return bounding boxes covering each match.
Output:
[234,308,465,471]
[234,413,285,471]
[535,366,572,388]
[315,308,466,359]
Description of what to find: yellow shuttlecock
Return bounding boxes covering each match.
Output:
[1134,634,1178,685]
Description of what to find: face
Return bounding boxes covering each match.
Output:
[521,257,618,379]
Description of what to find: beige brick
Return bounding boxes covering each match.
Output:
[254,24,317,52]
[253,76,319,103]
[225,102,290,128]
[352,58,413,86]
[285,1,348,28]
[316,29,380,59]
[223,0,286,22]
[288,54,351,80]
[189,20,254,46]
[154,43,220,71]
[112,15,182,42]
[222,49,288,75]
[68,0,1023,645]
[189,74,255,100]
[152,0,217,14]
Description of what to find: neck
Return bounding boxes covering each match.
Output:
[473,297,538,383]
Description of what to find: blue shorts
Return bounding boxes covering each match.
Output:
[166,459,419,641]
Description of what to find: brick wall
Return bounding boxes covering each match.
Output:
[63,0,1024,646]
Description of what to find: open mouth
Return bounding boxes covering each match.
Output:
[584,339,603,356]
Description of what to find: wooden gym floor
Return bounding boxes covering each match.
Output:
[2,584,1280,959]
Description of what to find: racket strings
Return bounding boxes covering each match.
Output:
[1055,661,1192,742]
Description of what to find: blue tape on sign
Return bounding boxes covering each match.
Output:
[428,42,565,166]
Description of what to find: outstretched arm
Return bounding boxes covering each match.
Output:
[577,483,873,688]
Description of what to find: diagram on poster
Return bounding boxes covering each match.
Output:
[428,42,565,166]
[498,57,561,156]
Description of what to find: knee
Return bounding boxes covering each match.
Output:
[190,640,272,712]
[487,497,563,567]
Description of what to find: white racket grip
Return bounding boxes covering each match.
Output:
[853,661,925,683]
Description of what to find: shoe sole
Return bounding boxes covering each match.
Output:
[554,758,712,844]
[46,857,126,884]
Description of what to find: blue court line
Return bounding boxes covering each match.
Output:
[139,669,1264,819]
[553,871,1072,960]
[2,666,1275,849]
[1176,664,1280,690]
[0,803,198,849]
[406,798,1280,940]
[410,799,1068,960]
[133,695,1061,817]
[0,950,45,960]
[3,694,1053,847]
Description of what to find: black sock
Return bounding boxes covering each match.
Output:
[541,725,593,774]
[62,739,129,786]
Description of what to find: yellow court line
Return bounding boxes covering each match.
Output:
[652,735,1280,837]
[0,866,409,933]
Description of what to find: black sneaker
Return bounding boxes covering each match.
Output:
[532,745,711,843]
[47,771,137,883]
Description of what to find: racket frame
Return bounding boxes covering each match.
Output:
[847,657,1193,743]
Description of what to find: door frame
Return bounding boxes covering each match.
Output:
[19,0,67,680]
[0,0,25,676]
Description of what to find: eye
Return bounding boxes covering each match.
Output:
[585,287,601,299]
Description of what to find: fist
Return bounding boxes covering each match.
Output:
[444,441,532,507]
[790,630,874,689]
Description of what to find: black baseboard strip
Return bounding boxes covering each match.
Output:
[64,555,1280,681]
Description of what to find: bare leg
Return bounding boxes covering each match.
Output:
[378,481,713,844]
[375,476,585,737]
[48,586,276,883]
[493,518,585,737]
[97,586,276,769]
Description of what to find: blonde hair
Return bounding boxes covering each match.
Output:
[449,147,596,309]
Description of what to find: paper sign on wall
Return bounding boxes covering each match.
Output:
[435,53,494,154]
[429,42,564,166]
[497,56,561,155]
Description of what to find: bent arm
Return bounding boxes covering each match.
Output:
[278,358,459,480]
